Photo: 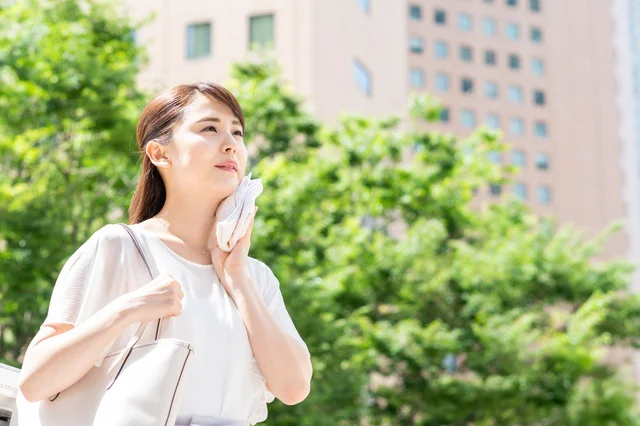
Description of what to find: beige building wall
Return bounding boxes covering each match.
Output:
[122,0,638,273]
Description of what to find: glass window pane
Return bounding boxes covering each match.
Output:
[509,117,525,135]
[534,90,545,105]
[507,0,518,6]
[483,18,497,35]
[486,114,500,129]
[535,121,548,138]
[506,23,520,40]
[530,0,541,12]
[461,78,474,93]
[461,109,477,127]
[490,184,502,196]
[435,40,449,58]
[409,36,424,53]
[485,50,497,65]
[532,58,544,75]
[186,23,212,59]
[410,68,425,87]
[249,15,274,48]
[508,85,523,103]
[440,107,450,122]
[409,4,421,19]
[512,149,526,166]
[358,0,371,14]
[509,54,521,69]
[435,10,446,24]
[354,60,372,95]
[514,183,527,199]
[538,186,551,204]
[487,150,502,163]
[460,45,473,62]
[436,73,450,91]
[535,153,549,169]
[531,27,543,43]
[458,13,472,30]
[485,81,499,99]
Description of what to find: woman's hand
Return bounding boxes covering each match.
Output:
[210,206,258,291]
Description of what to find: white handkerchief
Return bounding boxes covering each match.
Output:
[214,172,263,252]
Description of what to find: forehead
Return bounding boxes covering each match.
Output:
[182,92,238,124]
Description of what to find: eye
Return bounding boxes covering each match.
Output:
[234,130,244,137]
[202,125,217,132]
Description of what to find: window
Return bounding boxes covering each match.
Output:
[535,153,549,170]
[435,73,450,91]
[440,107,450,122]
[534,90,546,105]
[358,0,371,14]
[409,4,421,20]
[249,14,274,48]
[409,36,424,53]
[509,54,521,69]
[506,23,520,40]
[538,186,551,204]
[462,109,477,127]
[483,18,497,35]
[434,9,446,24]
[354,60,372,95]
[435,40,449,58]
[508,85,523,103]
[486,114,500,129]
[410,68,425,88]
[532,58,544,75]
[460,45,473,62]
[530,0,541,12]
[461,78,474,93]
[485,50,497,65]
[535,121,548,138]
[487,151,502,163]
[510,117,525,135]
[507,0,518,6]
[490,184,502,196]
[514,183,527,199]
[485,81,499,99]
[458,13,472,31]
[512,149,526,166]
[531,27,543,43]
[484,0,495,3]
[186,23,212,59]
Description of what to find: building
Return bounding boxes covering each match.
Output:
[122,0,640,301]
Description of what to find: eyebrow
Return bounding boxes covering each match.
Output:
[194,116,241,126]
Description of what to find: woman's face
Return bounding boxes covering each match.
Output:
[152,92,248,200]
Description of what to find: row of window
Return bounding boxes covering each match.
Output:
[411,39,545,76]
[489,183,551,204]
[413,10,544,44]
[409,0,541,20]
[186,15,274,59]
[437,107,548,138]
[410,72,546,105]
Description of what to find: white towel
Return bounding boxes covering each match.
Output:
[214,172,263,252]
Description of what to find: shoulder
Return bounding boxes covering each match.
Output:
[78,223,132,258]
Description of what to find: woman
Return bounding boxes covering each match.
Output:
[16,83,313,425]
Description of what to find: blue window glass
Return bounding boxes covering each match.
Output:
[458,13,472,31]
[506,23,520,40]
[512,149,526,166]
[410,68,425,87]
[486,114,500,129]
[535,121,548,138]
[436,73,450,91]
[483,18,497,35]
[186,23,212,59]
[509,117,525,135]
[485,82,499,99]
[354,60,372,95]
[538,186,551,204]
[461,109,477,127]
[435,40,449,58]
[514,183,527,199]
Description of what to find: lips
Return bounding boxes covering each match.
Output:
[215,161,238,173]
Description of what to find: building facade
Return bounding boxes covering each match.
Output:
[123,0,640,295]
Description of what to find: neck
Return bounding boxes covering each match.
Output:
[154,189,224,251]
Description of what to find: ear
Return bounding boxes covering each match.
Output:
[146,139,172,169]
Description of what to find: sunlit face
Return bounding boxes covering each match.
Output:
[152,92,248,200]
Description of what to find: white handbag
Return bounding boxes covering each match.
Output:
[16,223,195,426]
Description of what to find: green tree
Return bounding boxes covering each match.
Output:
[0,0,147,364]
[234,60,640,425]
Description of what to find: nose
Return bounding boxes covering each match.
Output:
[221,133,238,153]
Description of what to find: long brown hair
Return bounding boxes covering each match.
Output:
[128,82,245,224]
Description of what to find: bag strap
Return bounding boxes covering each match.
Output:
[103,224,165,390]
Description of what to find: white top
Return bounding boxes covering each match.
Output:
[41,223,310,425]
